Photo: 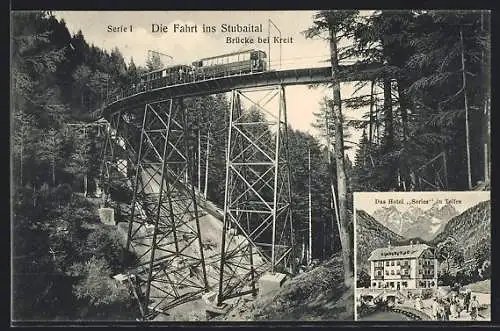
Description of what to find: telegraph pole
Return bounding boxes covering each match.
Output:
[308,146,312,265]
[198,129,201,191]
[268,19,282,70]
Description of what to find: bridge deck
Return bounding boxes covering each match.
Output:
[103,63,381,117]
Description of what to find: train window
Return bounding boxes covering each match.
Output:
[162,70,167,77]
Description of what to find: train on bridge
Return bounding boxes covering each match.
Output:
[129,49,268,94]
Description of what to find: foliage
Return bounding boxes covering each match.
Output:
[356,269,371,288]
[436,237,464,273]
[84,227,124,274]
[71,257,131,307]
[348,10,490,191]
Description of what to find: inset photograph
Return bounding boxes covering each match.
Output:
[354,191,491,321]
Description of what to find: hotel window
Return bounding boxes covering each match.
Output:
[377,271,382,276]
[405,260,409,266]
[373,282,376,287]
[386,270,389,275]
[391,261,394,266]
[397,260,400,266]
[396,269,400,275]
[386,261,389,266]
[391,270,395,275]
[419,269,422,274]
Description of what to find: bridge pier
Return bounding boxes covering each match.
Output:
[217,85,294,306]
[101,99,209,319]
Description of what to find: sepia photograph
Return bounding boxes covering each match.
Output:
[354,191,491,321]
[11,9,490,323]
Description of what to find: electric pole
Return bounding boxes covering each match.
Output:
[308,146,312,265]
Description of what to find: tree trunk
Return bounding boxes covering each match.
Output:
[369,80,375,145]
[397,83,408,143]
[460,27,472,190]
[20,137,23,186]
[324,99,340,255]
[481,13,490,185]
[383,78,394,150]
[204,127,210,199]
[51,159,56,186]
[84,174,88,197]
[329,28,353,286]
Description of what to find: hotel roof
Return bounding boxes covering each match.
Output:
[368,243,432,261]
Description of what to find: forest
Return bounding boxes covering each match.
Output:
[11,10,490,320]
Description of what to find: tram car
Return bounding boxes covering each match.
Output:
[131,49,268,93]
[191,49,268,80]
[137,64,191,91]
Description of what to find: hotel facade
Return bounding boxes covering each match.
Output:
[368,243,438,290]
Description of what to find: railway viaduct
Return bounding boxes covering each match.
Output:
[87,62,381,319]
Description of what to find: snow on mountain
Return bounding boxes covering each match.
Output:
[371,201,459,240]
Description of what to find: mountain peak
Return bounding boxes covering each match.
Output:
[371,201,459,241]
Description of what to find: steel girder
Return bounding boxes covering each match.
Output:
[217,86,294,305]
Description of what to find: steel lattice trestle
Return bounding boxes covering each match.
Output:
[99,88,296,316]
[217,85,294,305]
[99,111,139,208]
[124,98,210,316]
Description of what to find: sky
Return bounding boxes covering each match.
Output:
[53,10,374,158]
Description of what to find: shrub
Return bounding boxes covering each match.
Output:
[85,227,124,274]
[72,257,131,307]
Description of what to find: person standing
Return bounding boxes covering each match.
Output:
[432,297,440,320]
[464,289,471,312]
[469,295,480,320]
[443,299,451,320]
[417,296,423,311]
[456,296,464,318]
[179,67,184,82]
[450,296,457,318]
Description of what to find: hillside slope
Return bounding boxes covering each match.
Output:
[432,200,490,260]
[355,209,405,273]
[218,254,353,321]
